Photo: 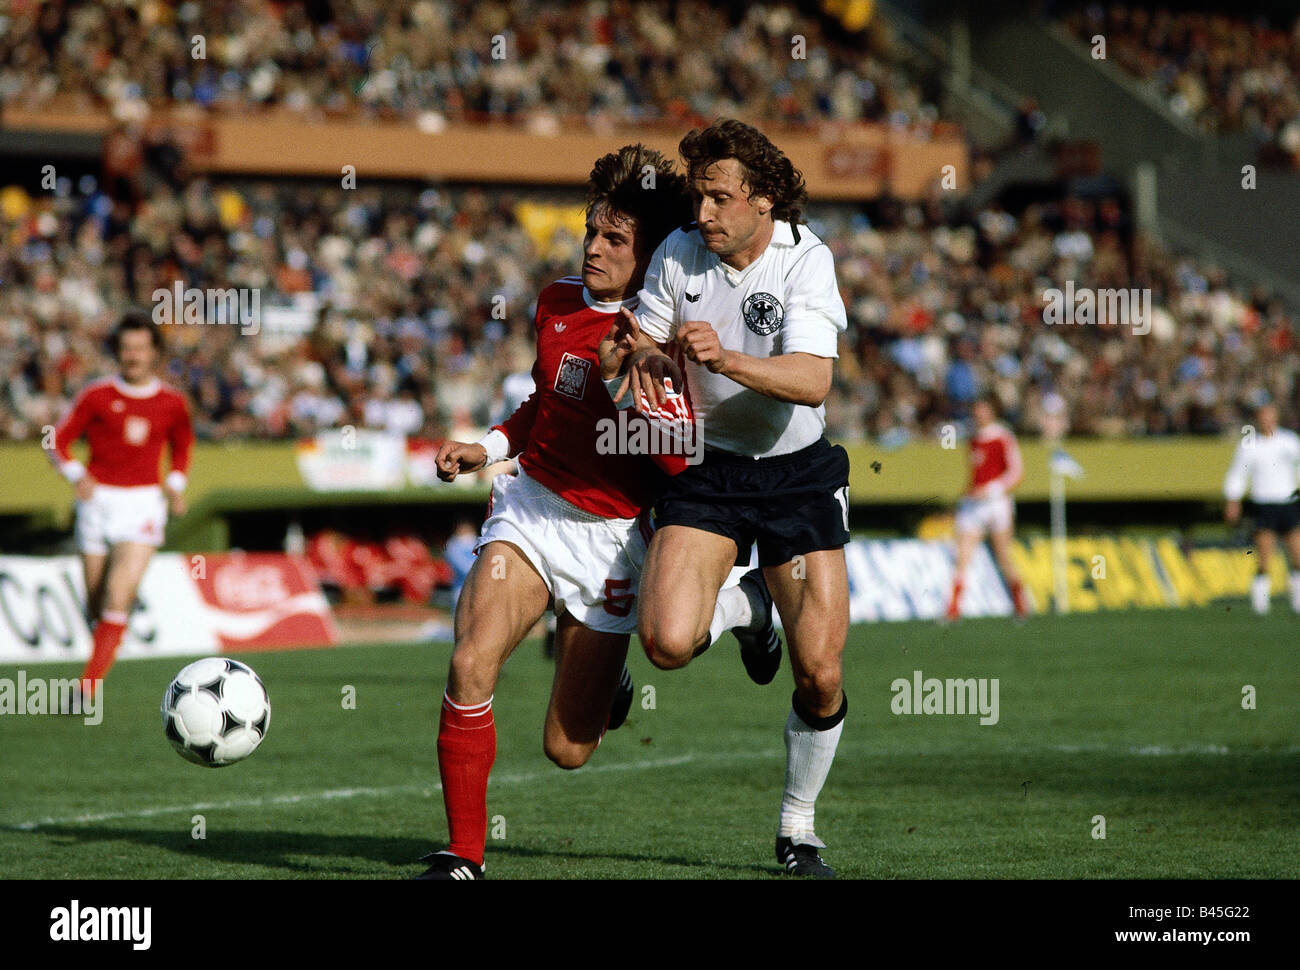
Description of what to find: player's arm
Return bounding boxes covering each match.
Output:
[624,310,832,407]
[682,243,843,407]
[684,327,832,406]
[604,238,684,410]
[436,366,540,482]
[601,307,684,410]
[165,396,195,516]
[1223,436,1251,524]
[49,389,97,500]
[995,432,1024,494]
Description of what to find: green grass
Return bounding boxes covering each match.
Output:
[2,606,1297,879]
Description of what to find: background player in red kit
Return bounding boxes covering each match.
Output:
[50,312,193,697]
[420,145,771,880]
[947,396,1028,620]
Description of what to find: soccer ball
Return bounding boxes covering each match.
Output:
[161,658,271,767]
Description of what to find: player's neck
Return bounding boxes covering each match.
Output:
[719,219,775,272]
[585,285,638,306]
[115,373,159,393]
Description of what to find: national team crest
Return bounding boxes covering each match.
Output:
[743,292,784,335]
[124,415,151,445]
[554,352,591,400]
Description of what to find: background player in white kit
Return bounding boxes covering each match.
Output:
[1223,402,1300,614]
[608,120,851,877]
[947,396,1029,621]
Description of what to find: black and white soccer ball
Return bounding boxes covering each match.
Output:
[161,658,271,767]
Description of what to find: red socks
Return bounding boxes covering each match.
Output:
[80,612,128,697]
[1010,580,1027,617]
[946,578,963,620]
[437,693,496,867]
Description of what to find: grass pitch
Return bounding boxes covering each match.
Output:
[2,606,1297,879]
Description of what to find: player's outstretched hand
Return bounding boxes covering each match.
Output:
[74,475,97,502]
[626,349,684,412]
[678,320,728,374]
[599,306,643,382]
[436,441,489,482]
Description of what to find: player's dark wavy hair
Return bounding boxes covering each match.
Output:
[109,308,164,354]
[679,119,808,225]
[586,144,693,254]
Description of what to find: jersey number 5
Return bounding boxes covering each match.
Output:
[603,578,635,617]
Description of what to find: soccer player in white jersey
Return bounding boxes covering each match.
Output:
[606,120,851,877]
[1223,403,1300,614]
[417,145,772,880]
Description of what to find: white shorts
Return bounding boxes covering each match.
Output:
[955,493,1014,536]
[477,468,650,635]
[75,485,167,554]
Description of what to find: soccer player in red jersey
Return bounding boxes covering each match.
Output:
[417,146,774,880]
[49,312,193,699]
[947,396,1029,620]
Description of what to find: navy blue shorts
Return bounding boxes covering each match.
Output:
[653,437,851,567]
[1252,499,1300,534]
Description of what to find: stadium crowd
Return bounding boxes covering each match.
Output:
[3,162,1292,448]
[2,0,1294,449]
[1061,4,1300,168]
[1,0,940,131]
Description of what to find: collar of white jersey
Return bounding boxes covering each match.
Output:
[771,220,801,246]
[582,288,639,314]
[701,219,801,250]
[711,220,801,282]
[113,376,161,398]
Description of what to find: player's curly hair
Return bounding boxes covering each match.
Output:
[679,119,809,225]
[586,144,693,254]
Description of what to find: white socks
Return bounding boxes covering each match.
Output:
[778,695,846,843]
[1290,573,1300,612]
[1252,574,1271,615]
[707,583,754,647]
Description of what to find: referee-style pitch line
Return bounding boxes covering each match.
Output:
[2,752,747,832]
[5,742,1296,832]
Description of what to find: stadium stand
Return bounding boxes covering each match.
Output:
[1,0,1296,451]
[1060,5,1300,168]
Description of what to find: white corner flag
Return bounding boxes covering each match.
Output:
[1050,449,1085,479]
[1049,448,1084,614]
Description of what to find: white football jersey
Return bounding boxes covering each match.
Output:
[1224,427,1300,503]
[634,220,847,458]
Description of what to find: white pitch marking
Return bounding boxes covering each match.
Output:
[7,742,1294,832]
[2,751,777,832]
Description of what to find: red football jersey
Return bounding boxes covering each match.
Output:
[53,377,194,487]
[968,422,1022,494]
[495,277,693,519]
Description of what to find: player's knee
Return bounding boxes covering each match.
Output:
[447,644,497,697]
[544,736,595,770]
[640,631,693,670]
[795,659,842,706]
